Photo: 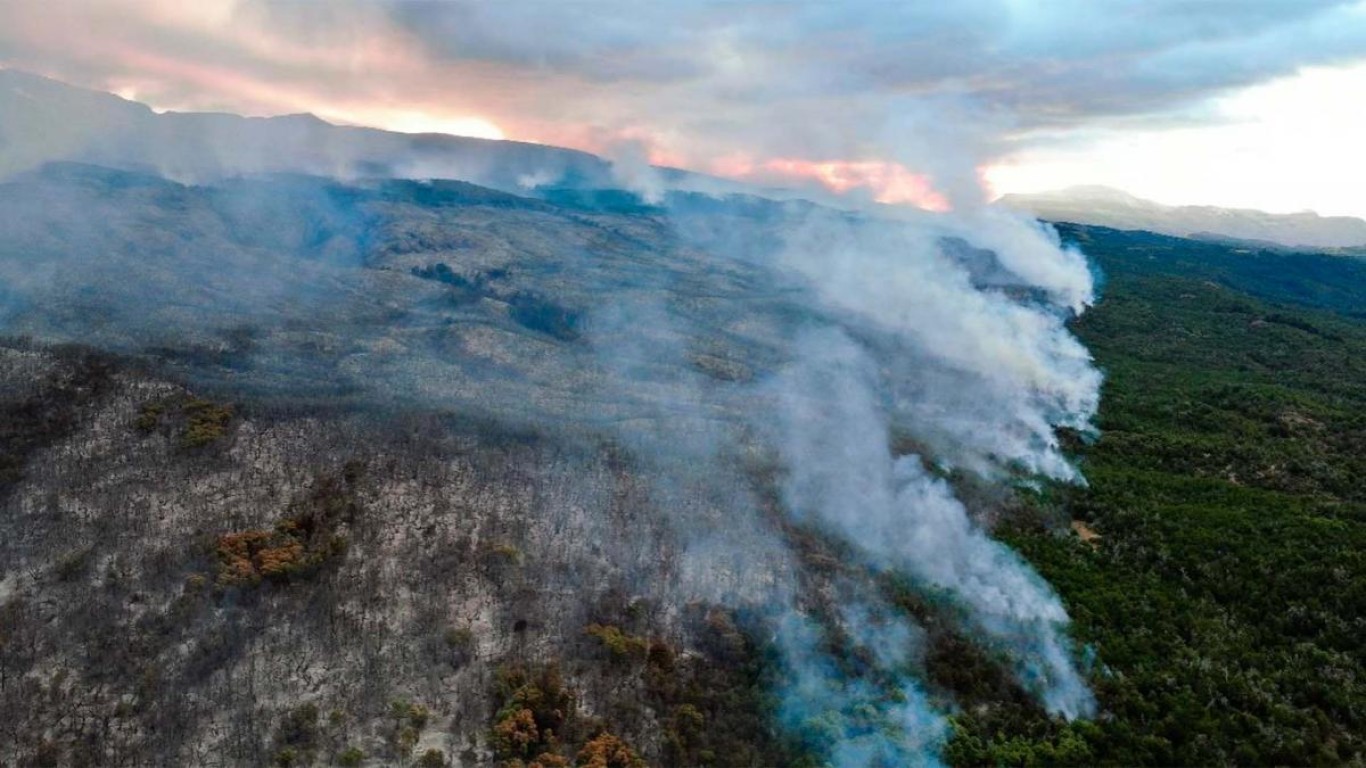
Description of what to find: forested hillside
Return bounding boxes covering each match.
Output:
[950,225,1366,765]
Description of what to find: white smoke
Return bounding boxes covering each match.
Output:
[604,138,667,204]
[773,607,948,768]
[0,73,1108,765]
[762,324,1096,719]
[771,207,1101,481]
[678,190,1104,762]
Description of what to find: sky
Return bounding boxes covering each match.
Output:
[1,0,1365,216]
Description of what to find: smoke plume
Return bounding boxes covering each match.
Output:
[0,76,1103,765]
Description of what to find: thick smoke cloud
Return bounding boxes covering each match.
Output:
[0,164,1101,764]
[0,67,1111,763]
[771,207,1099,479]
[765,326,1094,719]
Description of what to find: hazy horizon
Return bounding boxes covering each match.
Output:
[6,63,1366,227]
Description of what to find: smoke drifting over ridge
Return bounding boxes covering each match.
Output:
[0,76,1102,765]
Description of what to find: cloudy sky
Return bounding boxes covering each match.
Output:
[2,0,1365,215]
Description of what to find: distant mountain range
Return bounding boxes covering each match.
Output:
[7,67,1363,251]
[0,68,619,193]
[1001,185,1366,249]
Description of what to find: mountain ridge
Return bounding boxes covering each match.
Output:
[0,67,616,194]
[1001,185,1366,249]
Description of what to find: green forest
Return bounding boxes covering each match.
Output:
[947,225,1366,765]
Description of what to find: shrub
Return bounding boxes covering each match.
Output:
[336,746,364,767]
[494,707,540,759]
[506,292,581,341]
[388,699,429,757]
[396,727,419,757]
[444,626,476,666]
[213,524,342,586]
[487,542,521,562]
[215,530,275,586]
[211,468,358,586]
[444,626,474,650]
[181,397,233,447]
[491,664,577,762]
[585,624,647,661]
[575,733,645,768]
[389,699,429,730]
[276,703,319,751]
[646,641,674,671]
[53,547,94,582]
[673,703,704,734]
[133,402,164,432]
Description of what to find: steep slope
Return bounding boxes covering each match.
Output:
[0,163,1104,767]
[0,69,614,193]
[0,340,810,767]
[0,165,820,766]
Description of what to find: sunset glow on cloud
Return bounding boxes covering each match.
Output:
[337,108,507,141]
[757,159,952,212]
[2,0,1365,213]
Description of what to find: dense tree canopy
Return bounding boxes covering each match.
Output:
[948,226,1366,766]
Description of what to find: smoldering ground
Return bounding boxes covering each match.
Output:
[0,156,1100,765]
